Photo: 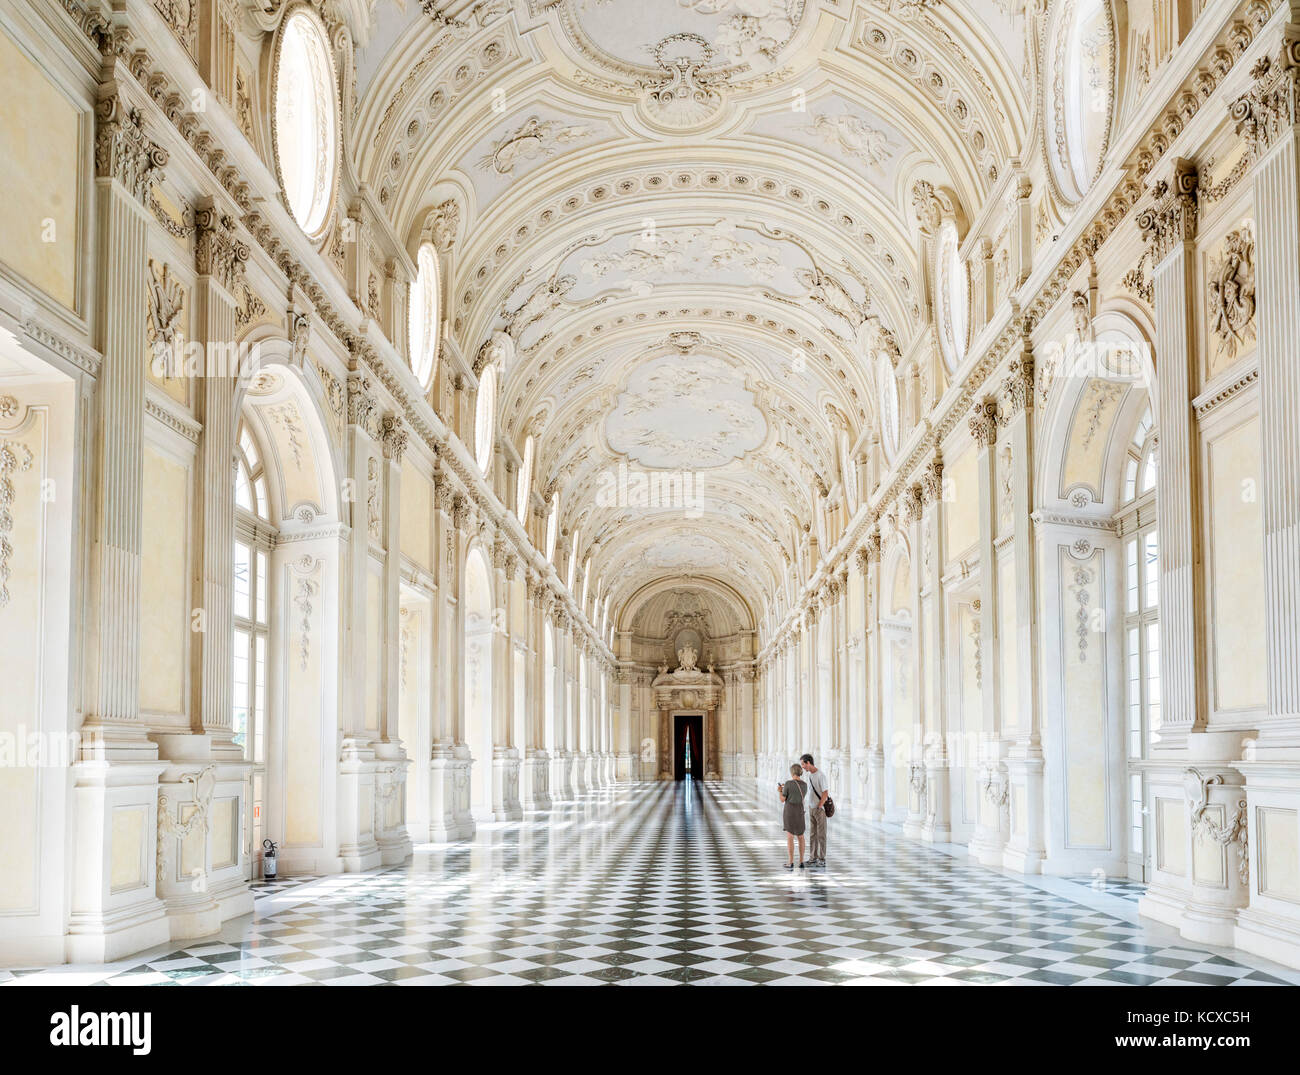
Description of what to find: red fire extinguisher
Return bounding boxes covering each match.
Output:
[262,838,278,880]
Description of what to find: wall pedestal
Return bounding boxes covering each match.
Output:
[521,748,552,810]
[428,750,474,842]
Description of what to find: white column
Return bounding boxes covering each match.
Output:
[998,348,1046,874]
[1141,158,1205,746]
[968,398,1009,864]
[69,85,170,962]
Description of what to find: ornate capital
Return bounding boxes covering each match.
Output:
[864,528,883,563]
[969,396,999,447]
[380,413,408,462]
[910,179,954,236]
[429,198,460,251]
[504,552,519,581]
[902,483,924,526]
[452,494,470,531]
[347,374,379,433]
[920,455,945,506]
[94,93,167,204]
[193,204,249,293]
[1137,158,1199,265]
[1231,34,1300,162]
[998,353,1035,425]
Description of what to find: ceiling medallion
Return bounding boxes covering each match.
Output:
[638,34,724,131]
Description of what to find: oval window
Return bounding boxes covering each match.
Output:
[936,220,968,372]
[273,7,339,238]
[408,243,439,388]
[1050,0,1114,201]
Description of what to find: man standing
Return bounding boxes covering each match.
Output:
[801,754,828,867]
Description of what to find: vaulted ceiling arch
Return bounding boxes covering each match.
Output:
[344,0,1033,645]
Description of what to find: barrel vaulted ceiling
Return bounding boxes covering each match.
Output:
[349,0,1030,624]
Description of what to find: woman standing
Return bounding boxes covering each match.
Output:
[779,763,808,870]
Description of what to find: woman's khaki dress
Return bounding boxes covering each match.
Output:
[782,779,808,836]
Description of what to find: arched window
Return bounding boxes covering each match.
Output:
[408,242,439,388]
[516,435,534,519]
[580,555,591,608]
[475,364,497,474]
[273,6,338,238]
[235,421,269,521]
[233,418,273,864]
[546,491,559,561]
[1118,401,1159,876]
[1123,405,1158,504]
[936,219,968,372]
[876,352,899,456]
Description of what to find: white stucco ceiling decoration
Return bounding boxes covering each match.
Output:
[567,218,792,299]
[348,0,1033,620]
[457,107,617,208]
[605,351,767,469]
[641,531,732,572]
[544,0,808,76]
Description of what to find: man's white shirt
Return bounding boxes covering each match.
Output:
[805,768,828,814]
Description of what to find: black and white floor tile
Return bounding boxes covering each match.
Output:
[4,781,1298,986]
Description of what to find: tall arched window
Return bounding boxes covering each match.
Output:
[1119,402,1159,877]
[233,419,273,868]
[546,491,559,561]
[272,6,338,239]
[516,435,534,519]
[475,364,497,474]
[408,242,439,388]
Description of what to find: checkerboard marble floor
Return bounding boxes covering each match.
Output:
[5,780,1299,986]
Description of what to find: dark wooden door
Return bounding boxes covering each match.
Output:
[674,714,704,780]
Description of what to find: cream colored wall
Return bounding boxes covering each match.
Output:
[400,460,433,570]
[997,553,1018,733]
[284,556,325,847]
[366,567,381,732]
[1206,414,1266,713]
[1059,547,1108,848]
[1259,808,1300,903]
[140,446,190,717]
[944,449,978,561]
[0,406,45,912]
[0,25,79,310]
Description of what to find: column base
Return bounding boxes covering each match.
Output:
[920,762,950,842]
[65,900,171,965]
[968,824,1007,867]
[521,750,552,811]
[1234,906,1300,971]
[550,751,574,802]
[66,754,170,965]
[1001,844,1046,875]
[428,753,475,842]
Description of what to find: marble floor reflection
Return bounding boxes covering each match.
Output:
[5,780,1299,985]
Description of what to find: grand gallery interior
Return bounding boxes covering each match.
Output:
[1,0,1300,992]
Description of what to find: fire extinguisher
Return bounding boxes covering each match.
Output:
[262,838,278,881]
